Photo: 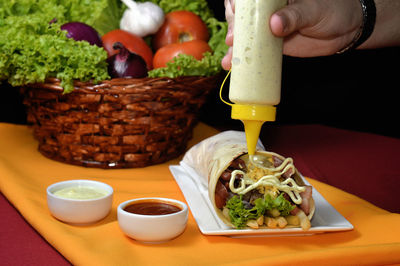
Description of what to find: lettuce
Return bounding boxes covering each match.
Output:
[0,0,122,36]
[226,194,295,229]
[226,195,264,229]
[0,0,121,92]
[58,0,124,36]
[148,52,221,78]
[261,194,295,217]
[137,0,214,23]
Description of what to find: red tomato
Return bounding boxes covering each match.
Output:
[153,40,211,69]
[152,10,209,51]
[102,29,153,70]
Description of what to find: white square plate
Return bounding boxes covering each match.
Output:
[169,163,353,237]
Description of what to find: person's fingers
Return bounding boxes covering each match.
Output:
[224,0,235,46]
[270,1,320,37]
[270,13,285,37]
[229,0,235,13]
[221,46,233,70]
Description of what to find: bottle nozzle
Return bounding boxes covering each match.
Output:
[231,104,276,155]
[242,120,263,155]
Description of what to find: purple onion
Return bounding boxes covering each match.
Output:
[107,42,148,79]
[61,22,102,47]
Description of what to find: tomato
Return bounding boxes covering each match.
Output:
[152,10,209,51]
[102,29,153,70]
[153,40,211,69]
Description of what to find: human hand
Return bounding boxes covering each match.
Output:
[222,0,363,70]
[221,0,235,70]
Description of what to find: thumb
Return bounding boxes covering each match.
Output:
[224,0,235,46]
[270,4,313,37]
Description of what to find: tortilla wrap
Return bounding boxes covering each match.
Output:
[183,130,315,229]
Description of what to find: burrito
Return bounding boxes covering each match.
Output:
[182,131,315,230]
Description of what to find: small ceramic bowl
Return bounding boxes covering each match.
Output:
[47,179,113,224]
[117,197,188,243]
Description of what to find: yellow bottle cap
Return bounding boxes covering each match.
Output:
[231,104,276,121]
[231,104,276,155]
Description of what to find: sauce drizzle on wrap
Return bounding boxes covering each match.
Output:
[182,131,315,230]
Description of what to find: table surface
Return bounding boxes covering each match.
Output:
[1,122,399,265]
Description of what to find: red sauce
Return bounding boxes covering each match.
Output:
[124,200,182,215]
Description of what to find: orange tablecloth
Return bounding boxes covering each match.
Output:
[0,123,399,265]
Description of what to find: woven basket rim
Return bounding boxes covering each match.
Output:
[25,75,221,93]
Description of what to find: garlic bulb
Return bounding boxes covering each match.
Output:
[120,0,165,37]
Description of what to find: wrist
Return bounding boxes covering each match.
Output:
[336,0,376,54]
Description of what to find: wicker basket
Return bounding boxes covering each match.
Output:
[20,75,220,168]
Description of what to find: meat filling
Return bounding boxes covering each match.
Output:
[214,157,246,208]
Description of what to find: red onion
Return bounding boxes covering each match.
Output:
[61,22,102,47]
[107,42,148,78]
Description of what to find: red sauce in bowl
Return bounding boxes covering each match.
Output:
[124,200,182,215]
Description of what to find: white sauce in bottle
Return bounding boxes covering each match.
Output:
[229,0,286,106]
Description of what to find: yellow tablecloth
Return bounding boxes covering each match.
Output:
[1,123,399,265]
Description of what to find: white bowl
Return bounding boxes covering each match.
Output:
[117,197,188,243]
[47,180,113,224]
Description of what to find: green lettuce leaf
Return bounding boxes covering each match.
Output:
[148,52,221,78]
[226,195,264,229]
[58,0,124,36]
[137,0,214,22]
[226,194,295,229]
[259,194,295,217]
[0,0,117,92]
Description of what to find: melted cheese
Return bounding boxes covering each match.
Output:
[228,154,305,204]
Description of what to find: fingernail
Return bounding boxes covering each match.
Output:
[271,13,287,36]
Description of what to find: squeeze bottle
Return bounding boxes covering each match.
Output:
[229,0,286,155]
